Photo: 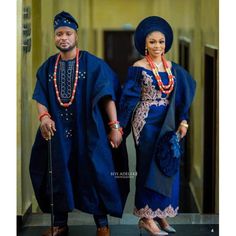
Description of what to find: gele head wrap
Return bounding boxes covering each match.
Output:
[134,16,173,55]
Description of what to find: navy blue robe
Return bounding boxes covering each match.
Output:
[118,63,196,217]
[30,50,129,217]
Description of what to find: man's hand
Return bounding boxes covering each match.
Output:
[40,116,56,140]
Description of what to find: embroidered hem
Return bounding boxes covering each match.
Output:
[133,204,179,219]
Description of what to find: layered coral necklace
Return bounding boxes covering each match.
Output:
[53,48,80,107]
[145,54,175,94]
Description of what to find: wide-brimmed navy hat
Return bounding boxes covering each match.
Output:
[134,16,173,55]
[54,11,78,31]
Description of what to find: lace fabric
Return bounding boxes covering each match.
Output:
[134,204,179,219]
[132,71,169,145]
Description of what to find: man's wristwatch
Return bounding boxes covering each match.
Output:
[110,123,121,129]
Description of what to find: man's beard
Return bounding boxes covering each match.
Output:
[56,43,76,52]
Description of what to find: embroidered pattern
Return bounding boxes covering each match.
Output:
[79,71,86,80]
[59,108,74,122]
[58,60,75,100]
[65,128,73,139]
[48,74,53,82]
[134,204,179,219]
[132,71,169,145]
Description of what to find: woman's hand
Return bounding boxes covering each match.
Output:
[40,116,56,140]
[177,125,187,139]
[108,128,123,148]
[177,120,188,139]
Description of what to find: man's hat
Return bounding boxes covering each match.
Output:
[54,11,78,31]
[134,16,173,55]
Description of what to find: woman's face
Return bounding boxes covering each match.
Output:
[145,31,166,57]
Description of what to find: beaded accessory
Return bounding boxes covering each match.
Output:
[180,122,189,128]
[145,54,174,94]
[39,111,51,121]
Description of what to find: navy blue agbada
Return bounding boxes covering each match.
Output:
[30,50,129,217]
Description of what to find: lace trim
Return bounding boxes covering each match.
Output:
[132,71,169,145]
[141,71,168,102]
[134,204,179,219]
[132,101,149,145]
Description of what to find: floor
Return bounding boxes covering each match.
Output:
[19,223,219,236]
[18,212,219,236]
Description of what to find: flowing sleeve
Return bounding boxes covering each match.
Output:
[89,57,119,106]
[174,64,196,123]
[118,67,142,137]
[32,60,50,109]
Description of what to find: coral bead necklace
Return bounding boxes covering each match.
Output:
[53,48,79,107]
[145,54,175,94]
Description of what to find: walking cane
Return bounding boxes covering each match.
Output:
[48,138,54,236]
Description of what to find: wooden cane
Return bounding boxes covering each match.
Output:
[48,138,54,236]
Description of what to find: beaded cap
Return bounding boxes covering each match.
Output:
[54,11,78,31]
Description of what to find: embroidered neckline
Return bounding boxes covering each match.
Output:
[54,48,80,108]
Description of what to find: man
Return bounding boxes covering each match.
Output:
[30,11,129,236]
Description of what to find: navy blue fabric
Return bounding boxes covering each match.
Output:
[119,63,196,198]
[54,11,78,31]
[134,16,173,55]
[93,215,108,228]
[30,51,129,217]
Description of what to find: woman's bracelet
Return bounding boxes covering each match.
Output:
[39,111,51,122]
[180,122,189,128]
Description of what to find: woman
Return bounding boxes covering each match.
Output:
[119,16,196,235]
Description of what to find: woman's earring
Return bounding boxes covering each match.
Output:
[162,49,165,56]
[145,46,148,56]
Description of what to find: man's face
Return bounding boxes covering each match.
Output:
[54,26,77,52]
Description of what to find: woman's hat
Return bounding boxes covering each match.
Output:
[134,16,173,55]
